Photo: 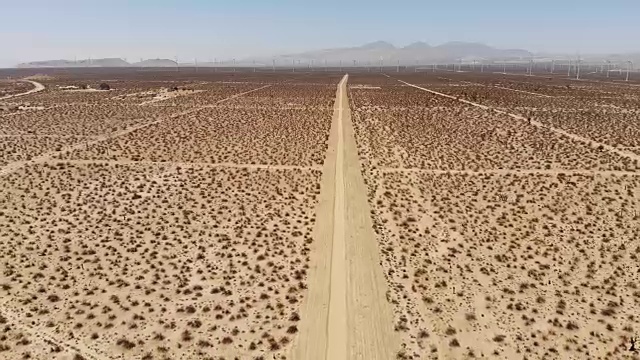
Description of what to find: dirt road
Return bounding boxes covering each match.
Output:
[45,159,321,171]
[292,75,398,360]
[0,80,45,100]
[380,167,640,176]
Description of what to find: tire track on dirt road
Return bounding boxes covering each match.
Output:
[293,75,398,360]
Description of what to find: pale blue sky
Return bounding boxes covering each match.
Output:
[1,0,639,66]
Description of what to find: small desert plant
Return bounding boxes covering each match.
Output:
[286,325,298,334]
[493,335,506,343]
[116,338,135,349]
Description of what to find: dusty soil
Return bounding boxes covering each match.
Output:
[2,69,640,360]
[0,72,340,360]
[350,72,640,360]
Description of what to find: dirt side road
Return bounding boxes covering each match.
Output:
[0,80,45,100]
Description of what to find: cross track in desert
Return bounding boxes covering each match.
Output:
[1,67,639,360]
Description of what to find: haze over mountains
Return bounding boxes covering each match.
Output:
[14,41,639,68]
[268,41,532,64]
[17,58,178,69]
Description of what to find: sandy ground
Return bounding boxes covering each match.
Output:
[139,89,203,105]
[349,73,640,360]
[0,163,321,359]
[0,86,271,177]
[367,170,640,359]
[2,70,640,359]
[0,73,335,359]
[437,77,555,98]
[393,77,640,164]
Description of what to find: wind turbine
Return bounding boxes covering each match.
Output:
[627,61,633,82]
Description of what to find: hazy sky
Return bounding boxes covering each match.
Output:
[1,0,639,67]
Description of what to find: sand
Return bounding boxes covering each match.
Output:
[0,73,335,359]
[2,69,640,359]
[349,72,640,359]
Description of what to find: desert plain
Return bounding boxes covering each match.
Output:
[0,67,639,360]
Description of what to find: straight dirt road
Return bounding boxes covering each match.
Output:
[292,75,398,360]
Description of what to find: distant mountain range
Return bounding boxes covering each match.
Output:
[262,41,532,64]
[14,41,640,68]
[133,59,179,67]
[17,58,178,68]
